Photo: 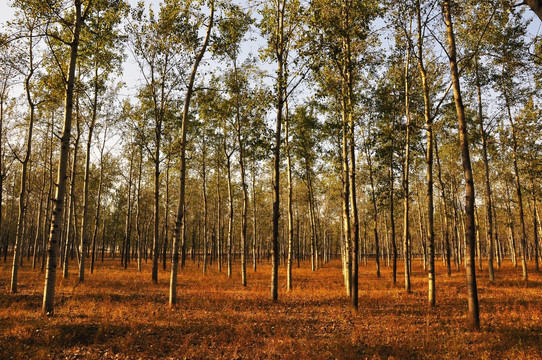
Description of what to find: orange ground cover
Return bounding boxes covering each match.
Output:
[1,257,541,359]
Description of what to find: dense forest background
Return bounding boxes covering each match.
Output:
[1,0,542,343]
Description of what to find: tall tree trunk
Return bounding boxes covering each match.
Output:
[123,144,134,269]
[475,56,495,282]
[0,66,9,264]
[42,119,55,271]
[169,3,213,305]
[403,22,413,293]
[341,114,351,298]
[389,148,397,285]
[151,120,161,282]
[43,0,85,315]
[532,179,540,272]
[63,111,81,278]
[444,0,480,330]
[504,94,528,282]
[216,153,222,272]
[32,169,47,269]
[364,137,380,278]
[286,105,293,290]
[136,145,143,271]
[78,68,99,282]
[271,0,286,302]
[11,36,37,292]
[160,157,169,270]
[435,135,451,276]
[252,161,258,272]
[224,141,233,278]
[91,127,107,274]
[201,143,208,275]
[416,0,435,306]
[504,183,518,267]
[307,175,319,272]
[234,61,248,287]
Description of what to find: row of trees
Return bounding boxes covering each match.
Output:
[1,0,542,331]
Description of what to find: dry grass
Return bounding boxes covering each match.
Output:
[1,256,541,359]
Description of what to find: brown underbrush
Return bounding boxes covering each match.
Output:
[1,257,541,359]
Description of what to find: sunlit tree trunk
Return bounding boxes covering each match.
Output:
[271,0,286,302]
[475,56,495,282]
[444,0,480,330]
[169,3,213,305]
[365,138,380,278]
[286,105,293,290]
[234,62,248,287]
[415,0,435,306]
[163,157,171,271]
[11,32,37,292]
[79,67,99,282]
[136,145,143,271]
[341,116,351,297]
[216,153,222,272]
[389,148,397,284]
[403,24,413,293]
[123,144,135,270]
[224,136,233,278]
[504,94,528,282]
[252,161,257,272]
[505,184,517,267]
[435,137,451,277]
[202,142,208,275]
[91,127,107,274]
[0,66,9,263]
[32,170,47,269]
[531,179,540,272]
[43,0,85,315]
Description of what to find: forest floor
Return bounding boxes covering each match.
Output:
[1,256,541,359]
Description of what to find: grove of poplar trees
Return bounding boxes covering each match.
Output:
[1,0,542,333]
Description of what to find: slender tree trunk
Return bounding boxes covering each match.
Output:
[91,127,107,274]
[403,23,413,293]
[42,119,55,271]
[202,143,208,275]
[136,145,143,271]
[532,179,540,272]
[123,145,134,270]
[416,0,435,306]
[224,144,233,278]
[0,68,8,264]
[33,170,47,270]
[216,154,222,272]
[365,139,380,278]
[475,57,495,282]
[286,106,293,290]
[444,0,480,330]
[504,184,517,267]
[169,4,213,305]
[11,42,37,292]
[252,162,257,272]
[435,136,451,276]
[79,72,99,282]
[63,113,81,277]
[389,149,397,285]
[234,62,248,286]
[504,94,528,282]
[162,157,170,271]
[151,120,161,282]
[307,176,319,273]
[271,0,286,302]
[43,0,84,315]
[341,115,351,297]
